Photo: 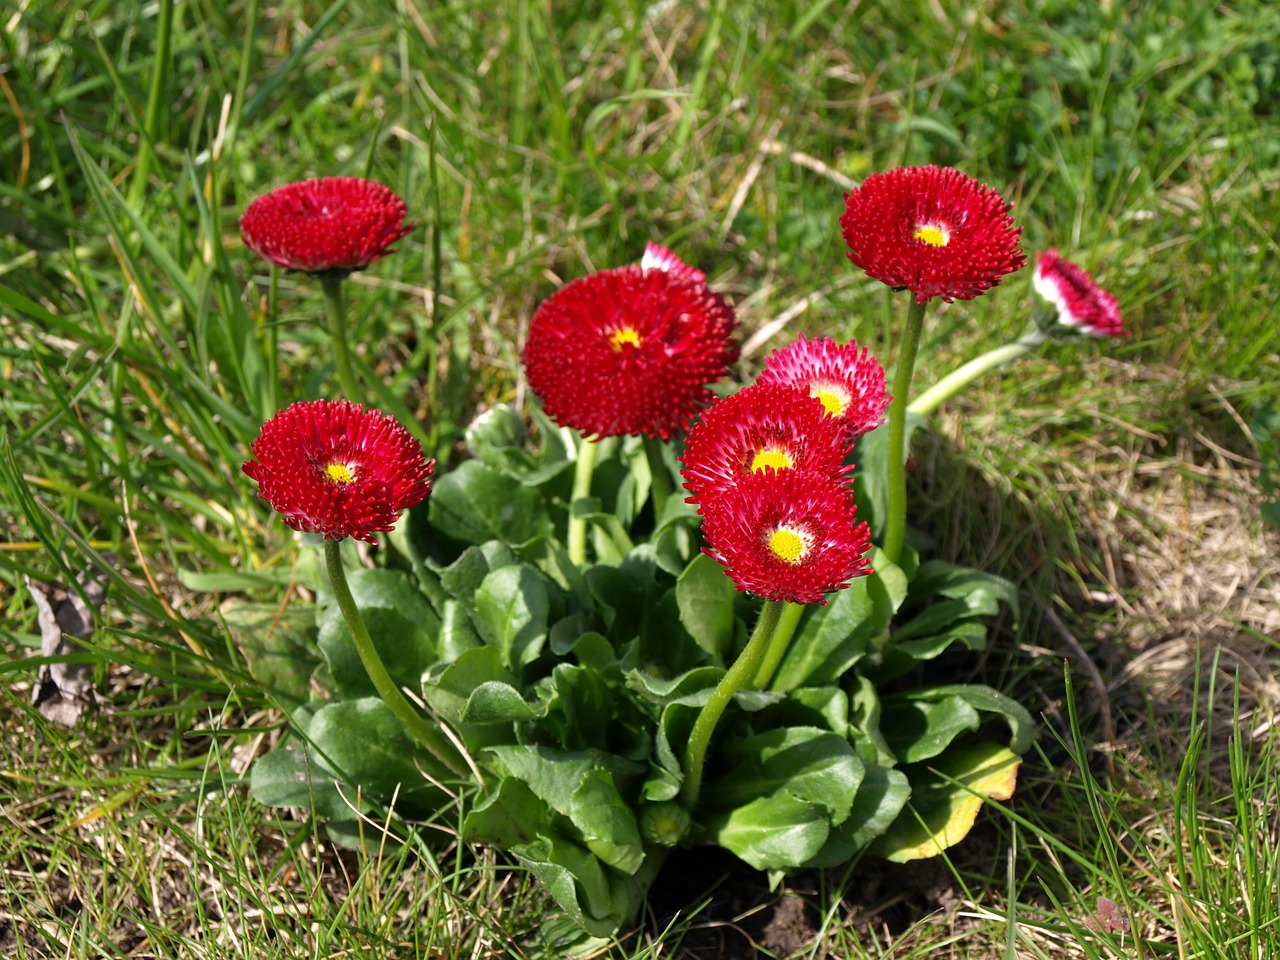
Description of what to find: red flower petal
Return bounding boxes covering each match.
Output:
[681,383,851,501]
[839,165,1026,303]
[243,399,433,544]
[1033,249,1127,337]
[641,242,707,285]
[755,335,890,442]
[699,469,872,605]
[522,254,738,439]
[240,177,414,275]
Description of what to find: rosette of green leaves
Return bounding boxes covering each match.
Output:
[233,405,1035,939]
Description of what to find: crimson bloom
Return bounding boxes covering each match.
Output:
[243,399,433,544]
[755,335,890,442]
[522,245,737,439]
[681,383,851,501]
[641,241,707,285]
[699,468,872,605]
[839,165,1026,303]
[240,177,414,275]
[1033,249,1127,337]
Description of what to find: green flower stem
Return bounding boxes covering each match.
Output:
[908,328,1048,417]
[323,541,467,779]
[882,297,928,566]
[643,435,674,522]
[680,599,784,811]
[751,600,804,690]
[566,434,599,566]
[321,275,362,401]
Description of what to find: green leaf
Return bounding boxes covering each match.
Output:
[465,777,642,933]
[778,686,849,737]
[909,561,1020,621]
[518,536,595,610]
[890,619,989,661]
[648,700,698,801]
[549,624,615,670]
[771,553,905,691]
[527,405,573,465]
[878,563,1018,669]
[871,737,1021,863]
[626,665,726,705]
[472,564,551,671]
[306,698,448,815]
[428,459,555,546]
[880,695,982,763]
[704,727,862,825]
[570,770,645,873]
[461,681,542,723]
[541,663,628,753]
[219,598,319,707]
[439,540,518,603]
[464,776,548,848]
[249,742,353,821]
[803,762,911,868]
[651,501,701,576]
[512,835,635,938]
[484,745,644,873]
[897,684,1037,755]
[465,404,528,465]
[703,727,864,870]
[438,599,482,661]
[423,645,516,726]
[675,552,737,659]
[614,437,651,527]
[891,598,996,642]
[707,793,833,870]
[848,674,897,766]
[638,588,709,675]
[316,568,439,702]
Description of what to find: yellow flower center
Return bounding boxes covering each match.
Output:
[610,327,642,351]
[913,222,950,247]
[768,527,808,564]
[811,383,850,417]
[325,462,356,485]
[750,448,793,473]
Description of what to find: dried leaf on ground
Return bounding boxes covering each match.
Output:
[24,558,112,726]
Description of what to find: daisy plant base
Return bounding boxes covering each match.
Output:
[230,223,1044,941]
[236,392,1035,942]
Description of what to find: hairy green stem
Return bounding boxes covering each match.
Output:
[751,600,804,690]
[882,297,928,566]
[908,328,1048,417]
[324,541,466,778]
[680,599,784,811]
[321,275,362,401]
[566,434,599,566]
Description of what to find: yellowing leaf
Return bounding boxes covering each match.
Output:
[871,737,1020,863]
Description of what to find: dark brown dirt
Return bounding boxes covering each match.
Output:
[640,845,970,958]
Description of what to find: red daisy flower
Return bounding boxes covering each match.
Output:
[839,165,1026,303]
[243,399,433,544]
[521,250,738,439]
[240,177,414,275]
[700,468,872,605]
[680,383,851,501]
[640,241,707,285]
[1033,249,1127,337]
[755,335,890,442]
